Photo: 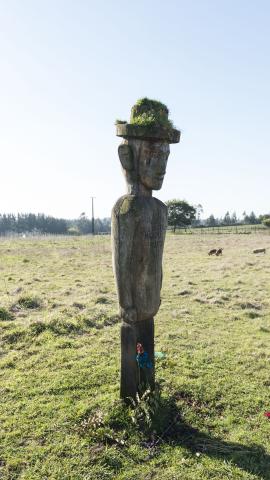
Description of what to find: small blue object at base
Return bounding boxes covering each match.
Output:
[155,351,166,359]
[136,351,152,369]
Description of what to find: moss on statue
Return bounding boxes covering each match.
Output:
[130,98,173,130]
[115,97,175,131]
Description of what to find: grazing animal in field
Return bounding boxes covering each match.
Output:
[253,248,266,254]
[216,248,223,256]
[208,249,217,255]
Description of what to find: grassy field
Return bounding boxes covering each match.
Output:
[1,233,270,480]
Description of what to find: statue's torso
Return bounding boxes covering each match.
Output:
[112,195,167,321]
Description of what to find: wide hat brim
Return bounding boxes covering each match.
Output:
[116,123,180,144]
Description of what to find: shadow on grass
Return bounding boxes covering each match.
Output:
[154,394,270,479]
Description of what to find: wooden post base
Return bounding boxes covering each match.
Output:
[120,318,154,402]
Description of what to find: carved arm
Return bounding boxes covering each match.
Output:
[112,199,138,323]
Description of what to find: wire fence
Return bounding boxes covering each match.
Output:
[169,224,270,235]
[0,231,111,240]
[0,225,269,239]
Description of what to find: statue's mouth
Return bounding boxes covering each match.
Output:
[156,174,165,181]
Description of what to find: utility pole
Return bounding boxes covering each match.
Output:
[91,196,95,235]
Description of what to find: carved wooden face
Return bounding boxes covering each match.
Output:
[138,140,170,190]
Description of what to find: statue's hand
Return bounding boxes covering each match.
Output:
[120,307,137,324]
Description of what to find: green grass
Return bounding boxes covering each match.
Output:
[0,307,14,321]
[0,234,270,479]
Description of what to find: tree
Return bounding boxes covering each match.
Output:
[260,214,270,224]
[223,211,231,225]
[244,211,258,225]
[263,218,270,228]
[193,203,203,225]
[243,212,250,224]
[249,211,258,224]
[206,214,217,227]
[231,211,237,224]
[243,211,259,225]
[166,199,196,232]
[77,213,92,234]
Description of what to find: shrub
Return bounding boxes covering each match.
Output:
[17,296,41,309]
[0,307,14,321]
[95,296,110,304]
[67,226,80,235]
[129,386,162,431]
[78,405,129,448]
[29,321,47,335]
[47,318,81,335]
[3,329,25,344]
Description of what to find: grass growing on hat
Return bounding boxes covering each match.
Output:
[130,97,174,129]
[115,119,127,125]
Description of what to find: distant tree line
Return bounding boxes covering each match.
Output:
[166,200,270,230]
[204,211,268,227]
[1,206,270,236]
[0,213,111,235]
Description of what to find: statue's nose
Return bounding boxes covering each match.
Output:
[157,160,167,174]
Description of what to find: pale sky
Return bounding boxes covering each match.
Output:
[0,0,269,220]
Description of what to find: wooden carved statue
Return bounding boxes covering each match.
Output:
[112,98,180,401]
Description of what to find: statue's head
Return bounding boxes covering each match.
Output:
[116,98,180,195]
[118,139,169,192]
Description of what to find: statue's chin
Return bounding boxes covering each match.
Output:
[151,181,164,191]
[141,179,164,191]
